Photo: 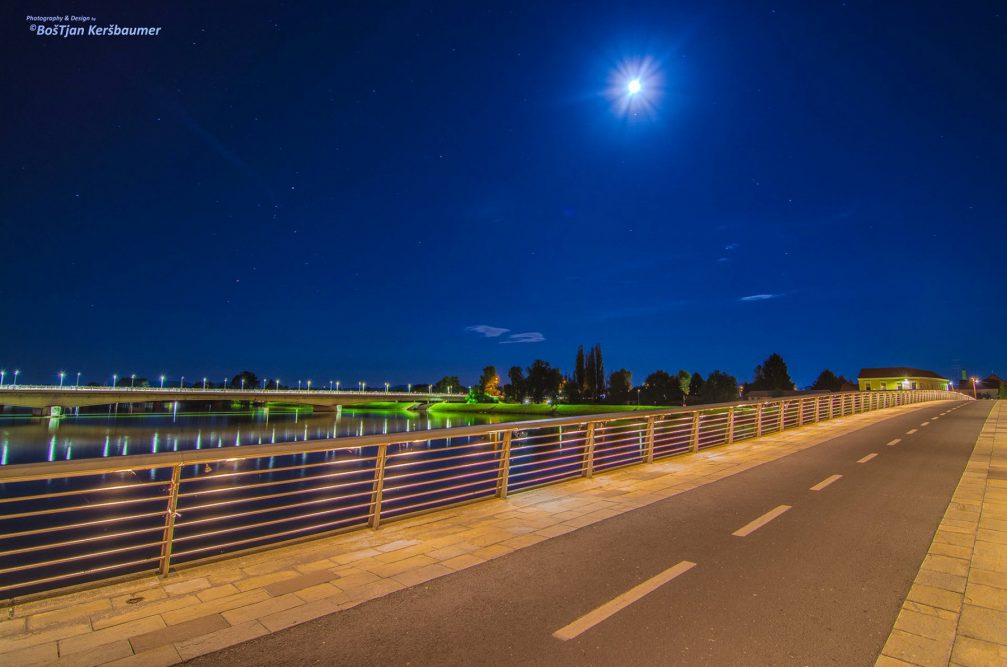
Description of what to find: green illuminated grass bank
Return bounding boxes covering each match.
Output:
[426,402,668,416]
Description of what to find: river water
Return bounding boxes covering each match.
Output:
[0,405,533,466]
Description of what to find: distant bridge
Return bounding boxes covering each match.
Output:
[0,386,465,416]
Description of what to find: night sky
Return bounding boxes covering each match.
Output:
[3,1,1004,389]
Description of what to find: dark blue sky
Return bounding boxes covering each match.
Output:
[2,1,1004,388]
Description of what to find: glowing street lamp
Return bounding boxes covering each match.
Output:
[262,378,267,389]
[297,380,302,390]
[131,374,136,388]
[336,380,340,391]
[329,380,333,391]
[160,375,166,389]
[112,374,118,388]
[180,376,185,389]
[0,370,5,387]
[384,382,390,393]
[75,372,81,387]
[59,371,66,388]
[203,377,208,389]
[408,383,412,393]
[307,380,312,391]
[13,370,19,387]
[240,378,245,390]
[275,379,280,390]
[971,377,978,399]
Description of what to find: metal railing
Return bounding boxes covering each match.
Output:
[0,390,968,599]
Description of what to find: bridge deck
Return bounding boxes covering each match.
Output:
[3,400,999,666]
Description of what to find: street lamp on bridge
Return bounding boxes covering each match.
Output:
[0,370,5,387]
[336,380,340,391]
[160,375,166,389]
[262,378,267,390]
[181,376,185,388]
[112,374,118,388]
[13,370,19,387]
[275,379,280,390]
[307,380,312,391]
[384,382,390,393]
[59,371,65,388]
[131,374,136,388]
[204,377,208,390]
[76,372,81,387]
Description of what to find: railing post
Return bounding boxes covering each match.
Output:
[582,422,597,478]
[496,431,513,498]
[726,407,736,444]
[644,416,656,463]
[814,396,821,423]
[689,411,701,452]
[778,401,786,432]
[798,399,805,426]
[756,403,764,437]
[828,395,834,420]
[159,464,182,577]
[368,444,389,529]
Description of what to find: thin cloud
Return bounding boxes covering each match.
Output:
[739,294,779,302]
[465,325,510,338]
[724,243,740,251]
[500,332,545,344]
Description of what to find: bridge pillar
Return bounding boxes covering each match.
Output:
[32,406,63,417]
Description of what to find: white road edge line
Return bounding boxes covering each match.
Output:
[810,474,842,491]
[906,429,918,435]
[858,453,878,463]
[887,438,901,446]
[732,505,792,537]
[552,560,697,641]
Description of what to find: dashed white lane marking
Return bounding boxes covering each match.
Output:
[932,416,940,420]
[810,474,842,491]
[887,438,901,446]
[858,453,878,463]
[921,421,930,427]
[552,560,697,641]
[906,429,918,435]
[732,505,792,537]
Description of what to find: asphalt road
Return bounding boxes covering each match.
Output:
[190,400,993,666]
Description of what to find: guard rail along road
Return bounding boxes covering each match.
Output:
[0,390,971,600]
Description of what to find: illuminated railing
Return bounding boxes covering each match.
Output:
[0,390,967,598]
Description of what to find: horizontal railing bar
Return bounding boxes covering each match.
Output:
[171,514,369,558]
[0,494,168,521]
[180,454,381,484]
[0,479,166,505]
[179,481,375,515]
[175,489,376,531]
[176,496,374,533]
[0,539,166,576]
[0,555,164,595]
[0,510,169,541]
[0,523,167,558]
[178,468,375,499]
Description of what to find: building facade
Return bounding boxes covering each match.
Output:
[857,367,951,391]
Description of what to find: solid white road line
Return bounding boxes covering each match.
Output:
[906,429,918,435]
[732,505,792,537]
[810,474,842,491]
[886,438,901,446]
[552,560,697,641]
[858,453,878,463]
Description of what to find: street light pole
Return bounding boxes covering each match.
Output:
[131,374,136,388]
[0,370,5,387]
[59,371,65,388]
[112,374,117,388]
[76,372,81,387]
[203,377,208,390]
[160,375,165,389]
[180,376,185,388]
[13,370,19,387]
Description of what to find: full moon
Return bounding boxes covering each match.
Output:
[627,79,642,94]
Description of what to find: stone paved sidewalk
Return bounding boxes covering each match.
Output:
[0,401,951,667]
[877,400,1007,667]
